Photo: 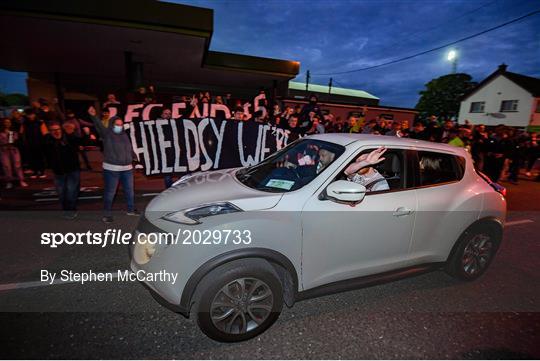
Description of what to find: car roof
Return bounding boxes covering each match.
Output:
[307,133,469,157]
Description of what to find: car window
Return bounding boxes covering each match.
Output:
[236,139,345,193]
[335,148,411,193]
[417,151,465,187]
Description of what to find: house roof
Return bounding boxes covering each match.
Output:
[461,64,540,100]
[504,71,540,97]
[289,81,379,100]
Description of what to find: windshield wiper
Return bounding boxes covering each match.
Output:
[255,186,283,193]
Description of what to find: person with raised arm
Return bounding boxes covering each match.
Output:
[344,146,390,192]
[88,106,138,223]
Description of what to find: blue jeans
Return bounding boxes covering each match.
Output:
[103,169,134,215]
[54,170,80,211]
[163,174,174,188]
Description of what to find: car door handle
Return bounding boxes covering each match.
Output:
[393,207,413,217]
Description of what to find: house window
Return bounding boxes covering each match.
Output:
[536,101,540,113]
[469,102,485,113]
[500,100,519,112]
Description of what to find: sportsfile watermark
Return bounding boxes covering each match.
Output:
[40,269,179,285]
[40,228,253,248]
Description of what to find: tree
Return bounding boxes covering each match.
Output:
[415,73,477,120]
[0,92,29,106]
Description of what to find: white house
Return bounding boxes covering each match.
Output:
[458,64,540,128]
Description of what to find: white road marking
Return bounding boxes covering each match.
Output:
[0,272,127,292]
[505,219,534,227]
[35,195,102,202]
[33,191,57,197]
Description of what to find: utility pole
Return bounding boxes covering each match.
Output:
[305,70,310,93]
[328,77,333,95]
[447,50,458,74]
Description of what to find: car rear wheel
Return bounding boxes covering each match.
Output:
[192,259,283,342]
[446,224,501,281]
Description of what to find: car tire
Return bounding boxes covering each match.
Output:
[192,258,283,342]
[445,223,502,281]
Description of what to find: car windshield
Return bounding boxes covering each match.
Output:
[236,139,345,192]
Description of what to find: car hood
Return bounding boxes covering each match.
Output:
[144,168,283,221]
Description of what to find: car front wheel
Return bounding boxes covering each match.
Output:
[192,259,283,342]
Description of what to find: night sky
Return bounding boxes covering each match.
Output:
[1,0,538,108]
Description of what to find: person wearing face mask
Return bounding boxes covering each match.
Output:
[88,106,138,223]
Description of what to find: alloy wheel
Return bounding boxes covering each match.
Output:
[210,277,274,334]
[461,234,493,276]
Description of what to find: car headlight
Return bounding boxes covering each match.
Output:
[133,232,156,265]
[162,202,242,224]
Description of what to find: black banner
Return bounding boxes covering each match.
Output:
[126,117,297,176]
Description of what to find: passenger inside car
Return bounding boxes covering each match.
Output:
[344,147,390,192]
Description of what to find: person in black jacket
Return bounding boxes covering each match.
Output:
[507,130,527,184]
[21,109,47,179]
[42,122,84,218]
[284,115,310,135]
[299,94,325,129]
[409,122,430,141]
[525,132,539,177]
[483,128,510,183]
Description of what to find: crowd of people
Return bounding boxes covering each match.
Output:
[261,94,540,186]
[1,88,539,221]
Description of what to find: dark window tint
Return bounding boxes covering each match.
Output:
[236,139,345,193]
[418,151,465,186]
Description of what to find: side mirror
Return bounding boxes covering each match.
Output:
[326,180,367,204]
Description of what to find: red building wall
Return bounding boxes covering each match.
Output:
[282,99,418,125]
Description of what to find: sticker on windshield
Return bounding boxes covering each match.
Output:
[265,179,295,190]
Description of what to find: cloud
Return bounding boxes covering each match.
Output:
[2,0,539,108]
[340,37,369,51]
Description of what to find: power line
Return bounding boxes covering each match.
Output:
[313,9,540,76]
[406,0,500,42]
[331,79,347,88]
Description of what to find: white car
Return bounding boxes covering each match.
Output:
[131,134,506,342]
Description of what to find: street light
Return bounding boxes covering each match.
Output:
[447,49,458,74]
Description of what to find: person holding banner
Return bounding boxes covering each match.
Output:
[88,106,138,223]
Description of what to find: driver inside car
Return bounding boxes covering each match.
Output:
[344,147,390,192]
[278,145,336,173]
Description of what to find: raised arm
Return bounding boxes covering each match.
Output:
[344,147,387,176]
[88,106,106,136]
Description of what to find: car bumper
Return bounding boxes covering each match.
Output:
[130,215,189,316]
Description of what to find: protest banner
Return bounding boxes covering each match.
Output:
[126,113,296,176]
